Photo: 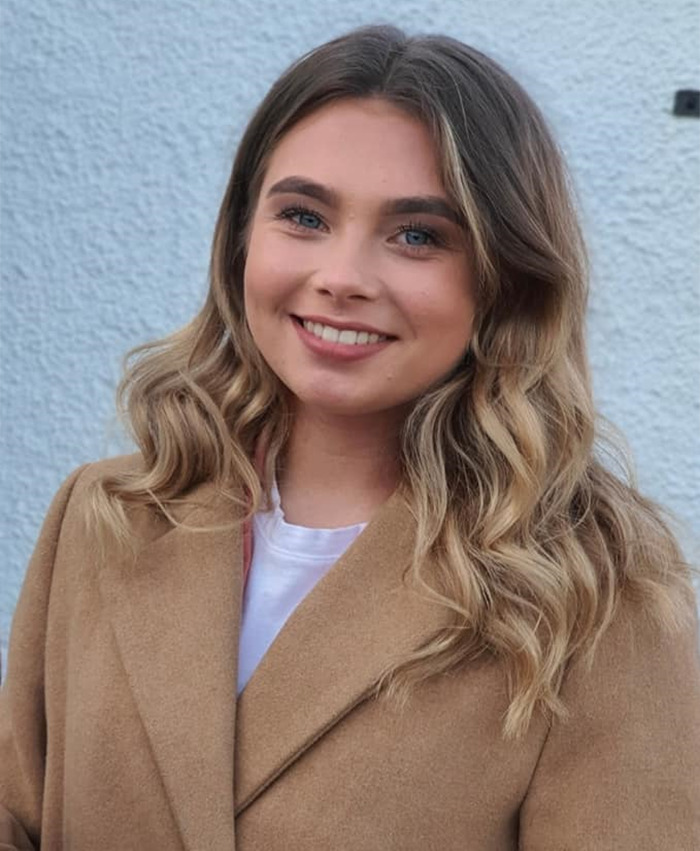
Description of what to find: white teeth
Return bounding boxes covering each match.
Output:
[302,319,388,345]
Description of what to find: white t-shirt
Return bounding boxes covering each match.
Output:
[236,484,366,695]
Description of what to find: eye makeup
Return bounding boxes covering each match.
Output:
[272,203,451,256]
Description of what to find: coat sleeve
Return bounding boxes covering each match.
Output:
[0,466,87,851]
[519,591,700,850]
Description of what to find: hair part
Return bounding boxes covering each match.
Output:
[90,25,693,738]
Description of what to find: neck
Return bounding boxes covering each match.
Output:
[276,405,403,527]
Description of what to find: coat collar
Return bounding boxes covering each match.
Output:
[97,481,448,848]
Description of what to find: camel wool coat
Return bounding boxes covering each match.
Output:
[1,455,700,850]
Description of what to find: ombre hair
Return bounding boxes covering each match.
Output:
[91,25,693,737]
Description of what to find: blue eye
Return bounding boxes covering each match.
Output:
[402,229,430,246]
[296,211,322,229]
[397,222,441,250]
[277,206,324,230]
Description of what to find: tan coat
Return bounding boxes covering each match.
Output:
[1,455,699,850]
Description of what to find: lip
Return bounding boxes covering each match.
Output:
[292,316,394,362]
[293,314,395,338]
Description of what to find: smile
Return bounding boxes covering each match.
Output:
[301,320,389,346]
[292,315,394,362]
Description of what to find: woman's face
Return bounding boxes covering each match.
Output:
[243,98,475,423]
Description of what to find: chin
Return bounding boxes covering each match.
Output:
[288,389,392,418]
[299,398,378,417]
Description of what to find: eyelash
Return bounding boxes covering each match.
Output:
[274,205,445,253]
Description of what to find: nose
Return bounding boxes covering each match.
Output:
[312,236,379,302]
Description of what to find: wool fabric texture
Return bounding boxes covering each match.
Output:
[1,454,699,850]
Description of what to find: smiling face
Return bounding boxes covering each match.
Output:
[243,98,475,424]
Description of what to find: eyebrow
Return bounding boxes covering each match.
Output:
[266,175,463,225]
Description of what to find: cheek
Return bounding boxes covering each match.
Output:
[244,245,288,313]
[244,227,308,311]
[405,274,475,346]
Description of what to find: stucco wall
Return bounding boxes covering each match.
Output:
[1,0,699,664]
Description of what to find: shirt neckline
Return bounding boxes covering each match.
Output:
[253,481,368,559]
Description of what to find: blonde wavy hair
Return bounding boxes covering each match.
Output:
[92,26,693,737]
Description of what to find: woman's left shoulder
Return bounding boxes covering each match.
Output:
[591,583,698,687]
[519,585,700,849]
[560,583,700,723]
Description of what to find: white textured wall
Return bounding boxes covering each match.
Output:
[1,0,699,664]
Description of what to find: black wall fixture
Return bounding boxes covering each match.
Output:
[673,90,700,117]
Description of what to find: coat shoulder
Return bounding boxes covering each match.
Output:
[59,452,146,511]
[53,453,162,548]
[69,452,146,490]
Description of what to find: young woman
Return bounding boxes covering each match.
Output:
[1,24,699,851]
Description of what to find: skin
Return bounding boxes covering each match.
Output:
[243,98,475,526]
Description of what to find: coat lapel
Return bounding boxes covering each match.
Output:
[98,482,450,839]
[97,483,243,851]
[234,490,450,815]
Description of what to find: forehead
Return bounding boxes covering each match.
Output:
[260,98,446,199]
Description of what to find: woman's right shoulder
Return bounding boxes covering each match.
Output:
[54,452,240,552]
[70,452,146,484]
[47,453,147,534]
[57,452,144,497]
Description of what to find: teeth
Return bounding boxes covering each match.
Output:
[302,320,388,345]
